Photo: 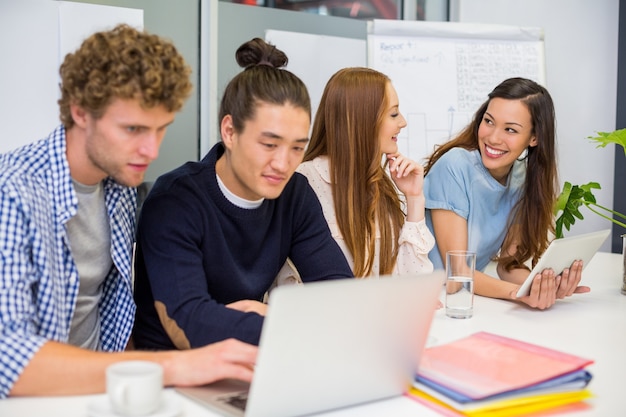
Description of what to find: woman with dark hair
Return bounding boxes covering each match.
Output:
[133,38,353,349]
[424,77,586,310]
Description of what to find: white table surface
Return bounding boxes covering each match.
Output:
[2,252,624,417]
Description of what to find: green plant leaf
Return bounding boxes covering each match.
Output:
[553,129,626,238]
[582,191,596,204]
[555,218,563,239]
[554,181,572,215]
[554,183,600,238]
[569,186,585,200]
[554,180,626,238]
[572,207,585,220]
[564,217,573,231]
[588,128,626,156]
[564,210,575,225]
[580,182,601,191]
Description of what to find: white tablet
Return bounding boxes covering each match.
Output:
[515,229,611,298]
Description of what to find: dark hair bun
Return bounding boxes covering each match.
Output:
[235,38,288,70]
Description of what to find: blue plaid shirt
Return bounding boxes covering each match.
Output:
[0,126,137,398]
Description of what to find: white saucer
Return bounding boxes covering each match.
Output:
[87,393,182,417]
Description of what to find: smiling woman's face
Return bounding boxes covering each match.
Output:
[378,82,407,155]
[477,97,538,184]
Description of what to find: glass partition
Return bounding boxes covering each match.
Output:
[221,0,449,21]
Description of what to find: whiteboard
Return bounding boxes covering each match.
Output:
[265,30,366,128]
[367,19,545,164]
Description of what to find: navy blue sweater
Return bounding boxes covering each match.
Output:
[133,143,353,348]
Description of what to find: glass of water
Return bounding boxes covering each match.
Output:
[445,250,476,319]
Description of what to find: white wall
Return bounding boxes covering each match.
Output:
[452,0,619,251]
[0,0,142,155]
[0,0,60,153]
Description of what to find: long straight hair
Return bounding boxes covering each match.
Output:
[424,77,558,270]
[305,67,404,277]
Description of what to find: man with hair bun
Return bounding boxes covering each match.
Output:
[133,38,353,350]
[0,24,257,399]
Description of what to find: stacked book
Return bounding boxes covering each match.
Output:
[408,332,594,417]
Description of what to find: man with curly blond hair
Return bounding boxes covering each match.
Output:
[0,24,257,398]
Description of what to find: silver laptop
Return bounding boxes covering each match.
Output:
[176,271,445,417]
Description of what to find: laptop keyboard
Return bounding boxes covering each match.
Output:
[219,392,248,411]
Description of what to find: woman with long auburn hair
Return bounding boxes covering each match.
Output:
[276,67,434,282]
[424,77,587,310]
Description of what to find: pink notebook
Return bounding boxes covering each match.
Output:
[416,332,594,400]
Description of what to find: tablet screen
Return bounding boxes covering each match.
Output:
[515,229,610,298]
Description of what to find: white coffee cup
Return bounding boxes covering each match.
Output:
[106,360,163,416]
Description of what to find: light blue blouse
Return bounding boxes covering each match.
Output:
[424,148,526,271]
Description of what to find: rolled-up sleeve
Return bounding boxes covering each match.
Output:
[424,149,472,220]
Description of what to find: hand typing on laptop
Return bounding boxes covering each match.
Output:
[167,339,257,387]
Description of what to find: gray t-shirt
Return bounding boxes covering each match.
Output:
[66,179,112,350]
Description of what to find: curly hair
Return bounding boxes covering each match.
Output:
[58,24,192,128]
